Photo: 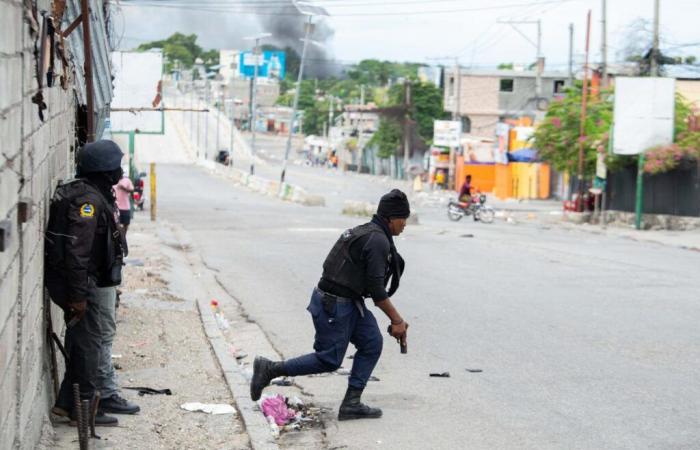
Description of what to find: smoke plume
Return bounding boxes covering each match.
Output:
[255,1,337,78]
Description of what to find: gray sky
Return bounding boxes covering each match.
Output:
[115,0,700,71]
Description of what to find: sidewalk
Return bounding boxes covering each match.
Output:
[46,218,250,449]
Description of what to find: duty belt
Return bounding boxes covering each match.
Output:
[314,287,365,318]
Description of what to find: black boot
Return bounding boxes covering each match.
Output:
[250,356,287,401]
[338,386,382,421]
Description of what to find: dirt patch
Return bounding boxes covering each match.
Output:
[48,222,250,450]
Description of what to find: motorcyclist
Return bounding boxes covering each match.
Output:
[458,174,473,203]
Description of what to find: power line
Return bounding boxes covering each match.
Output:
[118,0,577,17]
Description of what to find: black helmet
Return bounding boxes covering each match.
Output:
[76,140,124,174]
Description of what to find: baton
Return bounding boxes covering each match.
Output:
[387,325,408,354]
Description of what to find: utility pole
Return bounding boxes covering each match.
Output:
[250,44,260,175]
[327,95,334,139]
[230,97,237,166]
[357,85,366,172]
[601,0,608,86]
[454,58,462,121]
[190,81,194,138]
[577,10,592,211]
[403,81,412,180]
[216,87,221,152]
[568,23,574,86]
[245,33,271,175]
[650,0,660,76]
[204,78,210,161]
[280,18,312,183]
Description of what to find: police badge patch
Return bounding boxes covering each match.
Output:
[79,203,95,218]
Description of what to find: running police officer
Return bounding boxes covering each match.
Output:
[46,140,138,426]
[251,189,411,421]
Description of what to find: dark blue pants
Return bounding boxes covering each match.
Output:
[284,288,383,389]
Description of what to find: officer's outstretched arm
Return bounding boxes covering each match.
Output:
[374,298,408,343]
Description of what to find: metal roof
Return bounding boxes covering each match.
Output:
[63,0,113,136]
[447,68,570,79]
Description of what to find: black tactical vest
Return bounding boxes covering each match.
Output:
[321,222,389,298]
[44,179,125,309]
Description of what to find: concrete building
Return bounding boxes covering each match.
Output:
[444,69,570,137]
[219,49,241,82]
[225,78,280,113]
[0,1,112,447]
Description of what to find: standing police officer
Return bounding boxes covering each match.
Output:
[46,140,138,426]
[251,189,411,421]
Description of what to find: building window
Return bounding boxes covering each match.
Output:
[554,80,566,94]
[448,76,455,97]
[499,79,514,92]
[461,115,471,134]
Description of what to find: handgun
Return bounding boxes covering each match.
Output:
[387,325,408,354]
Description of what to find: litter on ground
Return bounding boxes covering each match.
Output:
[180,402,237,415]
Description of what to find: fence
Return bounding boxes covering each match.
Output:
[606,161,700,217]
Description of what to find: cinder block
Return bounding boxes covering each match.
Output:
[19,329,42,394]
[0,353,18,448]
[0,55,23,112]
[0,106,22,161]
[0,3,22,54]
[18,350,44,443]
[0,306,18,379]
[0,164,21,216]
[19,374,49,450]
[0,264,19,327]
[0,210,20,277]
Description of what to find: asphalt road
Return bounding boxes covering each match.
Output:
[151,158,700,450]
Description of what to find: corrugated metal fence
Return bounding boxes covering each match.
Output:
[606,161,700,217]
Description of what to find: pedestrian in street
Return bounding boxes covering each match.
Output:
[251,189,410,421]
[45,140,139,427]
[114,171,134,236]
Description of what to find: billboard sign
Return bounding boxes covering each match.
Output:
[239,51,286,80]
[613,77,675,155]
[433,120,462,147]
[110,50,163,133]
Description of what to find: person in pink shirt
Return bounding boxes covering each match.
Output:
[114,175,134,235]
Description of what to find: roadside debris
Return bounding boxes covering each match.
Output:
[270,378,293,387]
[124,386,173,396]
[210,299,230,330]
[258,394,326,438]
[180,402,237,415]
[429,372,451,378]
[465,368,483,373]
[260,395,297,426]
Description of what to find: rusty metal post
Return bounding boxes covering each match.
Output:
[80,399,90,449]
[80,0,95,142]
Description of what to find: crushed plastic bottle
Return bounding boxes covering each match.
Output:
[210,299,230,330]
[266,414,280,438]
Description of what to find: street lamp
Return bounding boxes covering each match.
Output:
[243,32,272,175]
[280,1,330,184]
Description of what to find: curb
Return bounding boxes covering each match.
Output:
[203,162,326,207]
[196,297,280,450]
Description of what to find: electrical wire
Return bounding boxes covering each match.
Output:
[117,0,579,17]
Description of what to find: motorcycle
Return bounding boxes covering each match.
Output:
[447,193,495,223]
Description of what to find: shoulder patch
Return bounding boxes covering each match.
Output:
[79,203,95,218]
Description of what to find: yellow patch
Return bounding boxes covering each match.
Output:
[79,203,95,218]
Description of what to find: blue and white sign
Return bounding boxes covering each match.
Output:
[239,51,286,80]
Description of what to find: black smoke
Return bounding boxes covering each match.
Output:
[255,2,338,79]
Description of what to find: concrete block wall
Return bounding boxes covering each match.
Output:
[0,0,77,448]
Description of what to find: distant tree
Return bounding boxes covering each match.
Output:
[497,62,514,70]
[532,82,614,176]
[388,81,448,142]
[369,119,403,159]
[137,32,218,74]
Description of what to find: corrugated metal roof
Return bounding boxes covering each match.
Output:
[446,69,570,79]
[62,0,113,137]
[665,65,700,80]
